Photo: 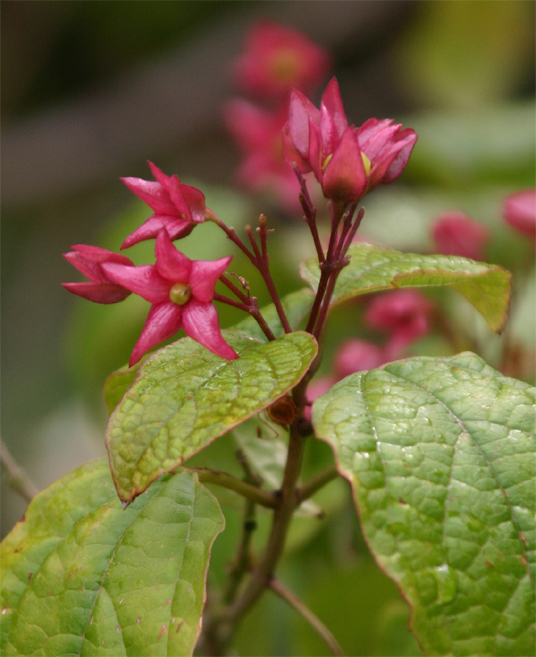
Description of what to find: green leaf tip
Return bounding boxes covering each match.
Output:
[312,352,535,656]
[106,330,318,504]
[300,242,512,333]
[0,460,224,656]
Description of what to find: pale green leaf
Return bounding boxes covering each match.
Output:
[107,331,317,503]
[300,243,511,332]
[0,460,224,657]
[313,352,535,656]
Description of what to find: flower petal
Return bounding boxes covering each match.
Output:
[190,256,233,303]
[121,177,176,216]
[320,77,347,143]
[380,130,418,183]
[121,215,195,250]
[167,175,192,220]
[64,246,133,283]
[182,300,238,360]
[129,302,182,366]
[287,89,320,159]
[181,184,207,223]
[154,230,192,282]
[147,161,171,191]
[62,282,131,304]
[102,263,170,304]
[322,127,367,201]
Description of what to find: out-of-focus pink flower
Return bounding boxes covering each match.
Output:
[63,245,133,304]
[304,375,336,420]
[224,99,301,209]
[365,289,434,359]
[121,162,207,249]
[283,78,417,202]
[102,231,238,365]
[233,21,330,100]
[432,211,491,261]
[334,339,387,380]
[502,190,536,239]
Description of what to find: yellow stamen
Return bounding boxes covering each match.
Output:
[361,152,371,176]
[169,283,192,305]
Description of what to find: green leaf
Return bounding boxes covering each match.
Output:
[233,287,315,341]
[300,242,511,332]
[103,359,145,416]
[312,352,535,656]
[0,460,224,657]
[107,331,317,503]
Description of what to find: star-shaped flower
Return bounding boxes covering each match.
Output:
[121,162,207,249]
[102,231,238,365]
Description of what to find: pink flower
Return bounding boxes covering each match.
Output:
[62,245,133,304]
[102,231,238,365]
[334,339,387,379]
[432,211,491,261]
[121,162,207,249]
[283,78,417,202]
[365,289,434,359]
[233,21,330,100]
[224,99,301,210]
[502,190,536,239]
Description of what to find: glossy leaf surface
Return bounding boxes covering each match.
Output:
[313,352,535,656]
[0,461,224,656]
[107,331,317,502]
[300,243,511,332]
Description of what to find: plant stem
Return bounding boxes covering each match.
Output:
[0,439,39,503]
[295,168,324,264]
[268,577,345,657]
[216,421,308,648]
[209,210,291,335]
[214,293,276,341]
[297,465,339,504]
[191,467,278,508]
[305,200,347,334]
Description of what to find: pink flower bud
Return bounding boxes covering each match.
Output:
[365,290,434,359]
[502,189,536,239]
[432,212,490,261]
[283,78,417,203]
[233,21,330,99]
[334,339,386,380]
[102,231,238,365]
[121,162,207,249]
[62,245,133,304]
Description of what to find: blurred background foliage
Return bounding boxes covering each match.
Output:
[2,2,535,655]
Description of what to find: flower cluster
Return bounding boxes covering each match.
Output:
[64,25,421,373]
[64,162,238,365]
[283,78,418,203]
